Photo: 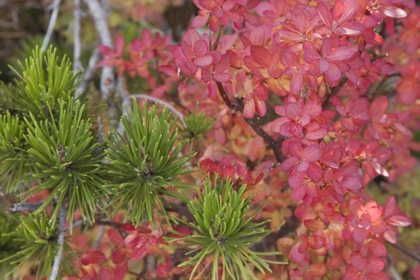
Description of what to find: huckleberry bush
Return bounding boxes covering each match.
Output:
[0,0,419,279]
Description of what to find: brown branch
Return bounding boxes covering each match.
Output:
[215,82,285,163]
[213,25,224,51]
[322,78,347,109]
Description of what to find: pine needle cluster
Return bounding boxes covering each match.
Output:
[0,211,65,279]
[168,177,284,280]
[106,100,193,226]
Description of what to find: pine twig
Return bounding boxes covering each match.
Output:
[42,0,62,52]
[49,207,66,280]
[10,201,43,212]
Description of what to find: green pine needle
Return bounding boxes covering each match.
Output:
[167,176,285,280]
[105,100,193,227]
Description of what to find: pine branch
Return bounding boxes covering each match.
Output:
[49,207,66,280]
[10,201,43,212]
[42,0,62,52]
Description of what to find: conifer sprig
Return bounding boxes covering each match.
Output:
[0,211,65,280]
[0,111,27,193]
[106,100,193,226]
[3,46,79,121]
[167,177,285,280]
[23,98,108,227]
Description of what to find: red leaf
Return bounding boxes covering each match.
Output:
[81,250,106,266]
[112,247,128,265]
[108,229,124,247]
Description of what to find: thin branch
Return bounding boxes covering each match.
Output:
[49,207,66,280]
[73,0,83,74]
[118,94,186,135]
[76,48,100,98]
[93,225,105,248]
[322,78,347,109]
[83,0,115,99]
[42,0,62,52]
[216,82,285,162]
[10,201,43,212]
[95,116,104,154]
[213,25,224,51]
[390,242,420,262]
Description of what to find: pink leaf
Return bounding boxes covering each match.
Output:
[243,99,255,118]
[387,216,412,227]
[302,145,322,163]
[340,176,361,190]
[281,157,299,172]
[285,103,301,120]
[115,34,125,55]
[195,54,214,67]
[159,65,177,77]
[328,47,356,61]
[378,6,407,18]
[108,229,124,247]
[318,3,333,29]
[250,45,271,67]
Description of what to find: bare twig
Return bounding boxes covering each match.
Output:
[73,0,83,74]
[49,207,66,280]
[93,225,105,248]
[83,0,115,99]
[10,201,43,212]
[390,242,420,262]
[76,48,100,97]
[118,94,186,135]
[42,0,62,52]
[322,78,347,109]
[216,82,285,163]
[95,116,104,154]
